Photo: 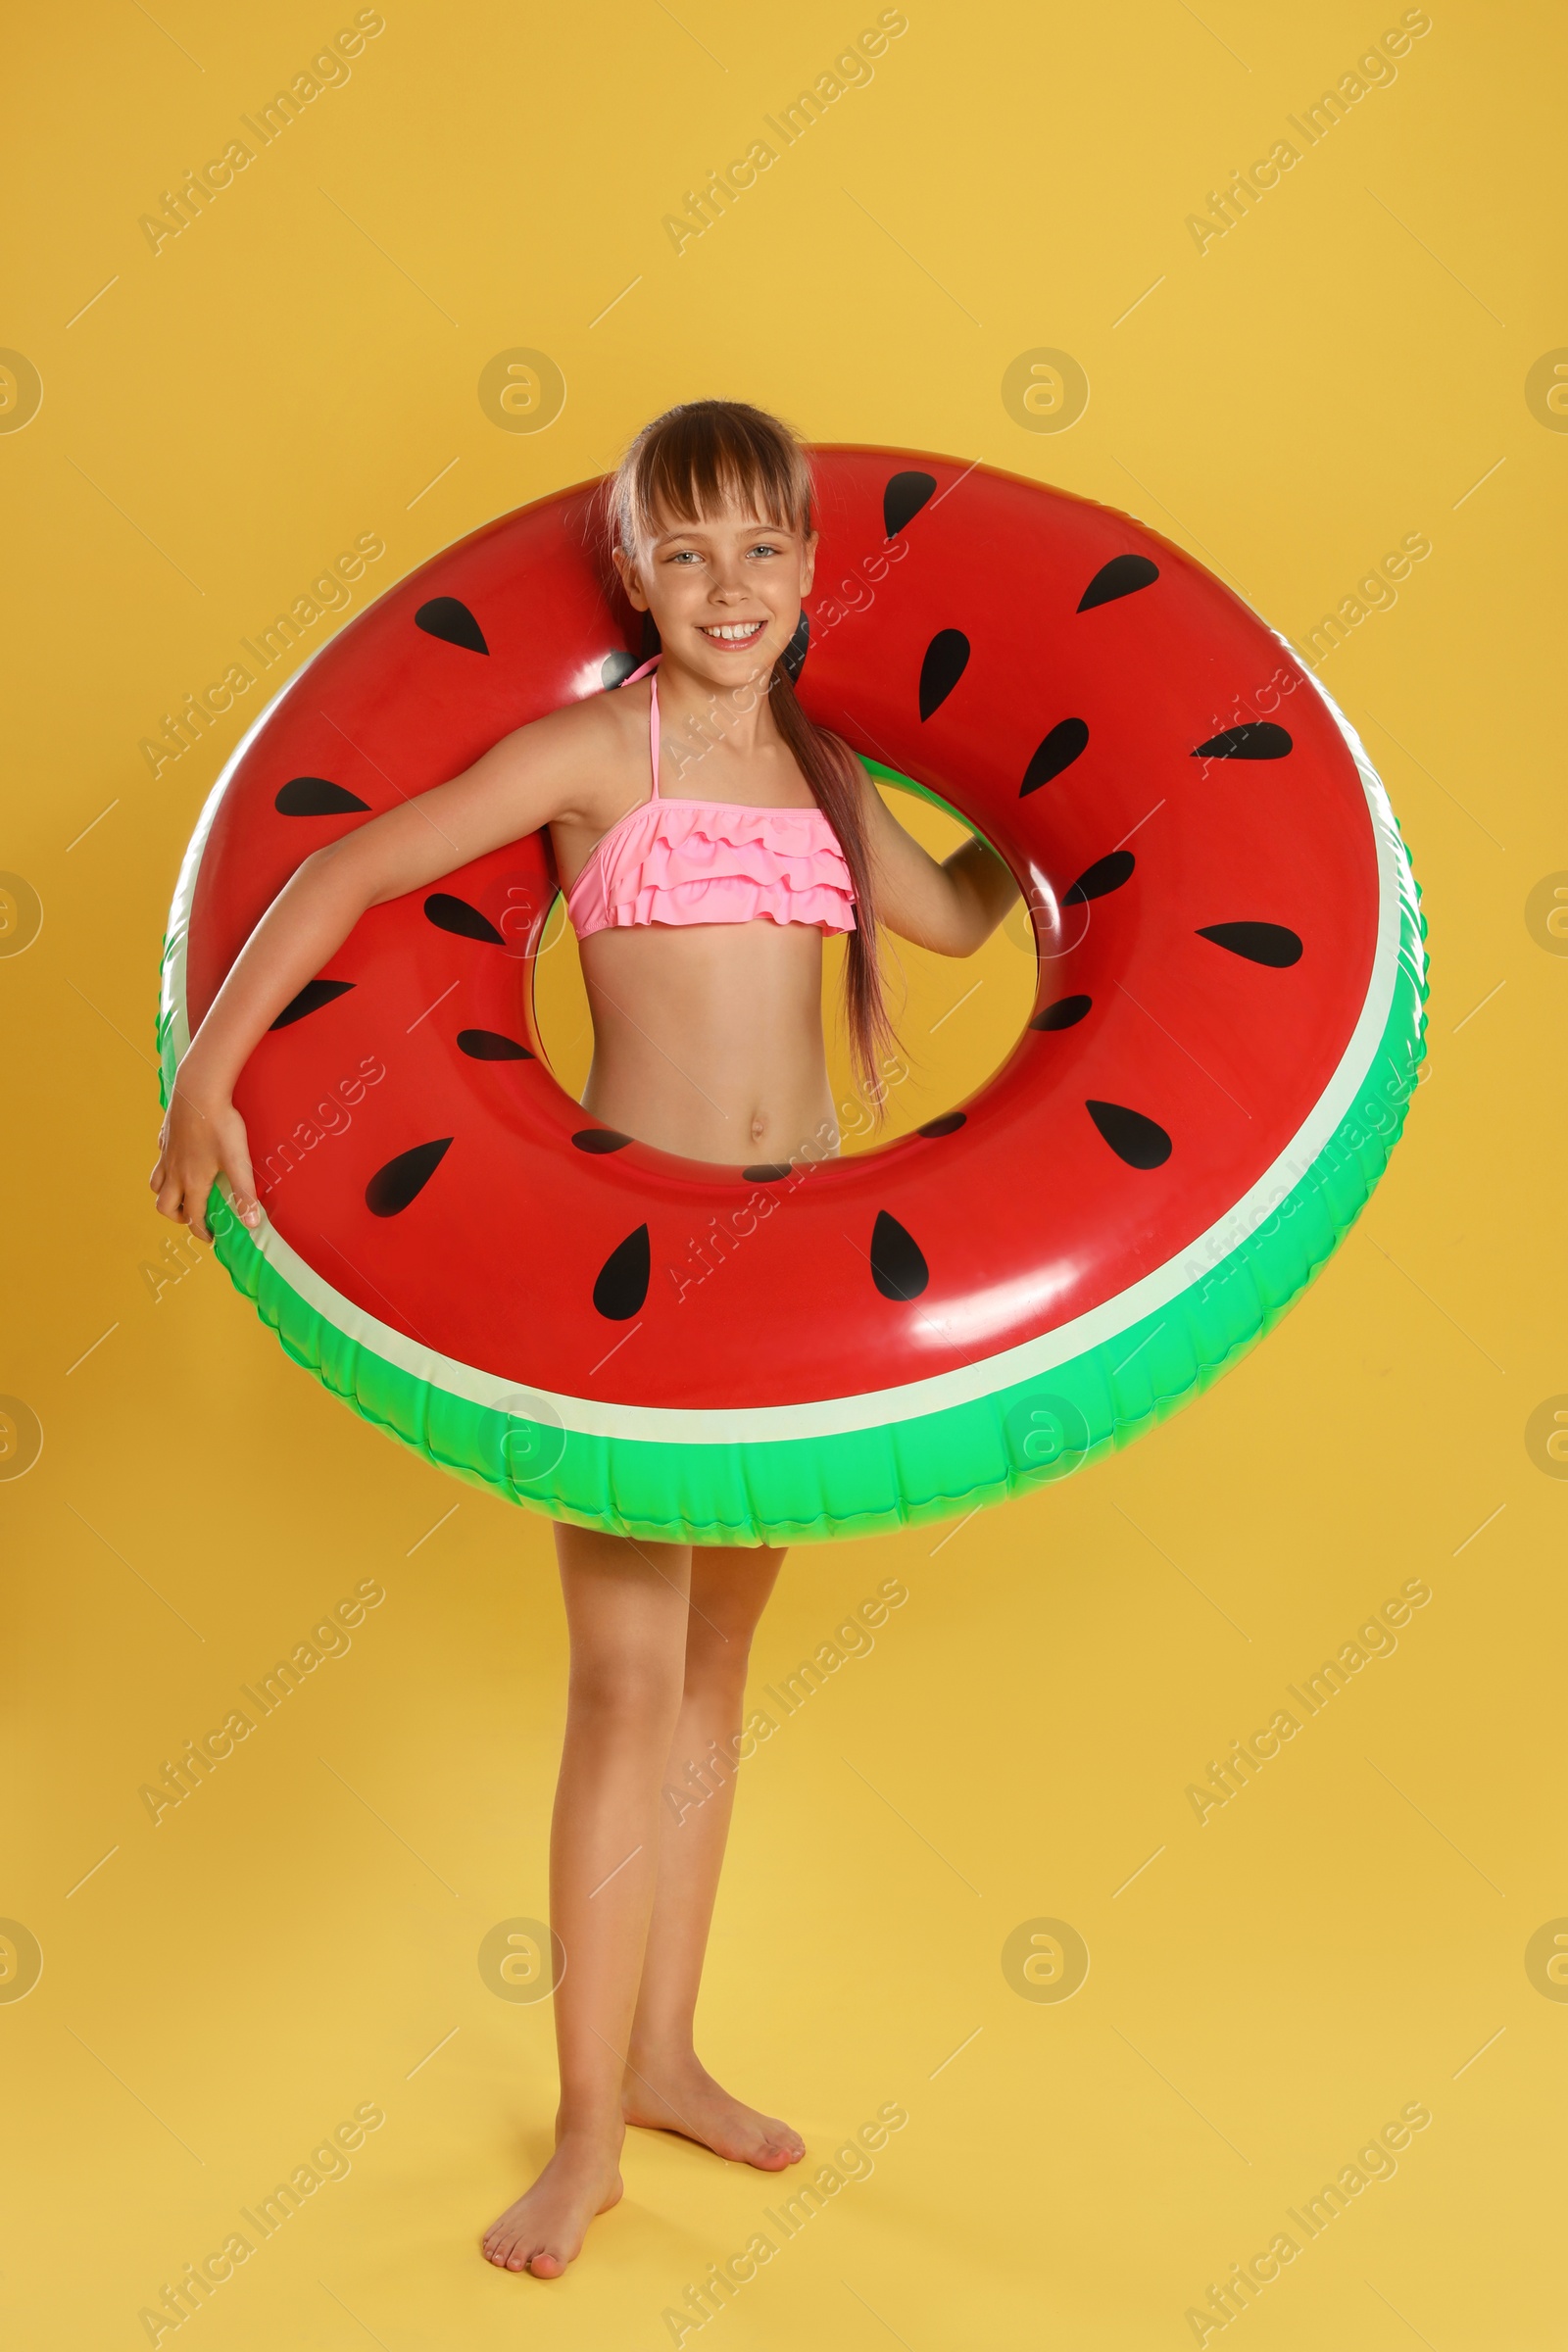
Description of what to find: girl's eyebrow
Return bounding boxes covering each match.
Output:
[652,516,787,549]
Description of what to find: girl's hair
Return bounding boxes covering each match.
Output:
[607,399,897,1105]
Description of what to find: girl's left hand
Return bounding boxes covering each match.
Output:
[149,1073,262,1246]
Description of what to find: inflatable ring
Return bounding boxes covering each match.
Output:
[159,448,1427,1545]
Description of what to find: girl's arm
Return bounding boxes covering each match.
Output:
[151,699,610,1241]
[857,766,1020,955]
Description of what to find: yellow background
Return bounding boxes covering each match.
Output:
[3,3,1564,2345]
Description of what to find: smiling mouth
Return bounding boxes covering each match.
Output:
[700,620,766,644]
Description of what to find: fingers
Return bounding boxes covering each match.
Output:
[153,1159,217,1241]
[222,1129,263,1232]
[153,1171,192,1226]
[185,1180,217,1246]
[155,1167,258,1246]
[185,1194,217,1247]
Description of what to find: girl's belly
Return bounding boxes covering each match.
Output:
[576,919,838,1165]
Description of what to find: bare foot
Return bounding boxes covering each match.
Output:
[622,2049,806,2170]
[481,2132,624,2277]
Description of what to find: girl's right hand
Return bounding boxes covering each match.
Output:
[150,1073,262,1246]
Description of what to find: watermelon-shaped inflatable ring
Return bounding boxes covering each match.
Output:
[158,449,1427,1545]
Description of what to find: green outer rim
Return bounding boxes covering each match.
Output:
[159,713,1428,1550]
[862,758,973,827]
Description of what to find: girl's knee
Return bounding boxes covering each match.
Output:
[683,1617,756,1697]
[571,1648,686,1731]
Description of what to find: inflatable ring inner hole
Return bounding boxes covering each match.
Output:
[528,765,1043,1158]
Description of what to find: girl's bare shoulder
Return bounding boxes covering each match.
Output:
[485,680,649,828]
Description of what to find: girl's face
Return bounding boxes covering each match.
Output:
[614,498,818,690]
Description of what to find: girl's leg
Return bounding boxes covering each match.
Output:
[483,1525,693,2277]
[622,1543,806,2170]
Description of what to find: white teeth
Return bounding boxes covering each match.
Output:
[703,621,761,640]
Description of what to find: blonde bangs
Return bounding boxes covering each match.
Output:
[611,401,813,559]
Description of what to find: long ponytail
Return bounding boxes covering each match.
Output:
[764,660,898,1102]
[606,397,899,1110]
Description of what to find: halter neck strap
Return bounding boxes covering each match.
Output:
[620,653,662,800]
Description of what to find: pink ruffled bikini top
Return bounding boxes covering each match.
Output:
[564,657,857,941]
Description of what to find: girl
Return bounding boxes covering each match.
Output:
[150,400,1018,2277]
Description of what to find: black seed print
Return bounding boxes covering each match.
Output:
[415,597,489,655]
[870,1210,929,1300]
[270,978,355,1030]
[366,1137,453,1216]
[424,893,505,945]
[917,1111,966,1137]
[918,630,970,720]
[1192,722,1292,760]
[593,1225,650,1319]
[1197,922,1303,968]
[1077,554,1159,612]
[274,776,369,815]
[883,470,937,537]
[572,1129,632,1153]
[1086,1101,1171,1170]
[458,1028,533,1059]
[1062,852,1135,906]
[601,650,642,689]
[743,1163,793,1181]
[1031,995,1091,1031]
[1021,718,1090,796]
